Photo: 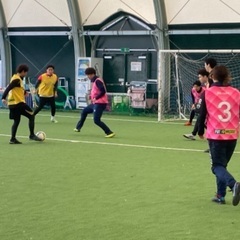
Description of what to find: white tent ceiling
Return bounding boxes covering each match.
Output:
[78,0,156,26]
[1,0,240,28]
[165,0,240,25]
[1,0,71,27]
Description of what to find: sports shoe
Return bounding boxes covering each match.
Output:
[184,121,192,126]
[212,195,226,204]
[232,182,240,206]
[73,128,80,132]
[183,134,196,140]
[105,132,116,138]
[51,116,58,123]
[9,138,22,144]
[29,134,43,141]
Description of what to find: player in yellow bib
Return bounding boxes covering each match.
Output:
[1,64,42,144]
[34,65,58,123]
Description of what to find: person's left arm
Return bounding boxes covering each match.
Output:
[54,76,58,97]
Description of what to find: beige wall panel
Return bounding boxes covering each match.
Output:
[165,0,240,24]
[79,0,156,25]
[2,0,71,27]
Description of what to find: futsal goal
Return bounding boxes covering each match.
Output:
[157,49,240,121]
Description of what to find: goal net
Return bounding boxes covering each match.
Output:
[157,50,240,121]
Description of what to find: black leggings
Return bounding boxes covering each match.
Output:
[10,104,35,139]
[34,96,56,116]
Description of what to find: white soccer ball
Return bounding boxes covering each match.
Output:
[36,131,46,141]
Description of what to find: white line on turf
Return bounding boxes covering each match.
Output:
[0,110,187,124]
[0,133,240,154]
[51,114,187,124]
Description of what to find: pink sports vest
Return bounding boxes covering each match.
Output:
[205,86,240,140]
[192,87,205,104]
[91,78,108,104]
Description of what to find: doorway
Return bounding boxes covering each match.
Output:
[103,52,150,93]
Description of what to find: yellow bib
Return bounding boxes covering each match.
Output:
[8,74,25,105]
[38,73,58,97]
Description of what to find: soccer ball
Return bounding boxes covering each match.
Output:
[36,131,46,141]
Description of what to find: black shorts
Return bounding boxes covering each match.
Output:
[39,96,55,106]
[9,103,33,120]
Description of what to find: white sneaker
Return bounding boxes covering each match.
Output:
[51,116,58,123]
[183,134,196,140]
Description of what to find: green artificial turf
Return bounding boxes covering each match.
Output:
[0,109,240,240]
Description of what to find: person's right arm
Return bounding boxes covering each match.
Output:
[197,91,207,136]
[35,75,42,89]
[1,79,21,100]
[191,90,195,104]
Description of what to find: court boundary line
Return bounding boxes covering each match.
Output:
[0,133,240,154]
[0,110,187,124]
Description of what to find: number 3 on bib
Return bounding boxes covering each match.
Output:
[218,101,231,122]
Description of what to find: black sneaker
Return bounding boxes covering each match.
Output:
[9,138,22,144]
[29,134,42,141]
[232,182,240,206]
[212,195,226,204]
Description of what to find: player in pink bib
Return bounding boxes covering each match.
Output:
[198,65,240,205]
[184,80,205,127]
[74,67,115,138]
